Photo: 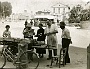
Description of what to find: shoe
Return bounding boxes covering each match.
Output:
[66,58,70,63]
[40,55,43,58]
[66,61,70,63]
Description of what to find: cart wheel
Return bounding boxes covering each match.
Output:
[0,53,6,68]
[19,50,39,69]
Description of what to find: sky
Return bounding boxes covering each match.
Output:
[0,0,90,13]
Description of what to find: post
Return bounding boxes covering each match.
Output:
[53,8,55,13]
[87,44,90,69]
[58,8,60,14]
[63,7,65,21]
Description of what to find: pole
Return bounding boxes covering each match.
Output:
[53,8,55,13]
[63,8,65,22]
[3,6,5,19]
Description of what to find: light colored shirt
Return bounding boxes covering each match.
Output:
[44,24,58,48]
[61,28,71,39]
[3,30,11,38]
[44,24,58,36]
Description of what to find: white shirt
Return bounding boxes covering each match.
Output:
[44,24,58,36]
[61,28,71,39]
[3,30,11,38]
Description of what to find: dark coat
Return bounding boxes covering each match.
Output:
[36,28,46,54]
[36,28,46,41]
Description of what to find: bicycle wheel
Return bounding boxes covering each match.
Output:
[0,52,6,68]
[19,50,39,69]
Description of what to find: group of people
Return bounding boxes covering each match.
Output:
[2,20,72,65]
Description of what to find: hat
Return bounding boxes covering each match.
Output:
[39,23,43,26]
[26,23,32,27]
[5,25,10,28]
[60,21,66,26]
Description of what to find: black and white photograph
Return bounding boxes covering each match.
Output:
[0,0,89,69]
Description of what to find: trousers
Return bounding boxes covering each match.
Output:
[62,38,71,63]
[48,49,57,59]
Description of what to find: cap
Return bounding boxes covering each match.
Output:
[60,21,66,26]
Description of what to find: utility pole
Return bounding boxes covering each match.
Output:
[2,6,5,19]
[63,7,65,21]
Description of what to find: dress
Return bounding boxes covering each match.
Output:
[36,28,46,54]
[36,28,46,41]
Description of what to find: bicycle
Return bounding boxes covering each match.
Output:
[0,38,39,69]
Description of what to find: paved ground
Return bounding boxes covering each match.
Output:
[0,44,87,69]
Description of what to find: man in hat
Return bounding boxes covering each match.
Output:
[60,21,72,64]
[45,21,58,60]
[23,23,35,60]
[23,23,34,38]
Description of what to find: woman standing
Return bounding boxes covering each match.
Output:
[35,23,46,58]
[3,25,11,38]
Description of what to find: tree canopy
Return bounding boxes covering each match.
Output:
[0,1,12,18]
[68,4,82,23]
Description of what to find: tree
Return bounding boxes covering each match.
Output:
[1,1,12,18]
[68,4,82,23]
[0,1,2,18]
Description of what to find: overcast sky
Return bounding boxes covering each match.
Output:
[0,0,89,13]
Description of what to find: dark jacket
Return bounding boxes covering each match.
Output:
[36,28,46,41]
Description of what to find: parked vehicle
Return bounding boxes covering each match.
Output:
[33,15,56,26]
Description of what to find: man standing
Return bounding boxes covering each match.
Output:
[45,21,58,60]
[60,21,72,64]
[23,23,35,61]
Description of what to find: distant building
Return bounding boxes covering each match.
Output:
[10,10,34,20]
[51,3,70,22]
[36,11,50,15]
[18,10,30,20]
